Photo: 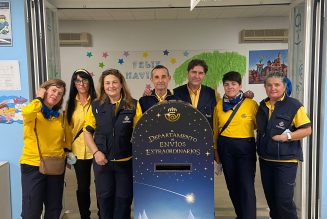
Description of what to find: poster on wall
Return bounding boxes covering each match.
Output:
[0,60,21,90]
[248,49,288,84]
[61,49,247,99]
[0,1,12,46]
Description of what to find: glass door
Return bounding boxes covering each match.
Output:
[289,0,324,218]
[26,0,60,95]
[44,1,60,79]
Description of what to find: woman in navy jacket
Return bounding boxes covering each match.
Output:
[84,69,142,219]
[256,72,311,219]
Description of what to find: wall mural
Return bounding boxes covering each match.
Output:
[0,96,27,124]
[62,49,246,99]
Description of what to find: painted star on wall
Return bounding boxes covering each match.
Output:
[183,50,190,57]
[102,52,109,58]
[163,49,169,56]
[123,51,130,57]
[118,58,124,65]
[99,62,105,68]
[170,58,177,64]
[86,51,93,58]
[143,52,149,58]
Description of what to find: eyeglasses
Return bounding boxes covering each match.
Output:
[74,79,89,85]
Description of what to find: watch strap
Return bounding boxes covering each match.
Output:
[286,132,292,142]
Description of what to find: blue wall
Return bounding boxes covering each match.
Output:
[0,0,30,218]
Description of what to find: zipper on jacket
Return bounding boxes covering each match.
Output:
[277,141,280,159]
[112,127,115,160]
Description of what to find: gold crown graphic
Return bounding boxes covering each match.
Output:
[168,107,177,113]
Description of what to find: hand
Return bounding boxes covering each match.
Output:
[244,90,254,99]
[36,88,47,99]
[272,134,287,142]
[94,151,108,165]
[66,163,72,169]
[214,150,221,164]
[67,152,77,165]
[143,84,152,96]
[214,161,223,175]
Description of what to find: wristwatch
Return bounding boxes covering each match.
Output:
[286,132,292,142]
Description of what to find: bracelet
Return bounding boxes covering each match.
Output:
[93,150,99,156]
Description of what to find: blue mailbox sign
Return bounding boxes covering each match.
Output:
[132,101,214,219]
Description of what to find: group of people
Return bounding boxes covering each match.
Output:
[19,58,311,219]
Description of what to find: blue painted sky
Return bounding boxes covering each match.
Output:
[249,49,288,70]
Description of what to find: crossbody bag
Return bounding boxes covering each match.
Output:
[219,98,245,135]
[35,119,66,175]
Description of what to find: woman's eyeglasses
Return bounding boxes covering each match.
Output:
[74,79,89,85]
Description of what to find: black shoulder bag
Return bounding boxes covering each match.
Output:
[219,98,245,135]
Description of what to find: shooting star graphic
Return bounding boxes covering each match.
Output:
[134,181,195,203]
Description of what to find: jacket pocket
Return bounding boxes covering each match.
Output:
[266,141,297,159]
[265,140,279,157]
[118,111,134,135]
[278,141,298,157]
[271,114,292,135]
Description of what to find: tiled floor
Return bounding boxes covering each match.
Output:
[61,162,269,219]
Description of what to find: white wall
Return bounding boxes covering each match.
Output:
[59,17,288,102]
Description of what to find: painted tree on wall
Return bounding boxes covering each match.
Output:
[173,51,246,89]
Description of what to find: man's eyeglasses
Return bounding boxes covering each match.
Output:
[74,79,89,85]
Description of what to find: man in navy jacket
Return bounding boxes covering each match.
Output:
[173,59,217,128]
[139,65,175,113]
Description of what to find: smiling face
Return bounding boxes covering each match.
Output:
[187,65,205,88]
[43,85,65,108]
[0,105,8,116]
[104,74,122,100]
[223,80,241,98]
[151,68,171,92]
[265,77,286,101]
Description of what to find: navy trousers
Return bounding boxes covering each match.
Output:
[21,164,65,219]
[93,159,133,219]
[218,136,257,219]
[74,158,95,219]
[259,158,298,219]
